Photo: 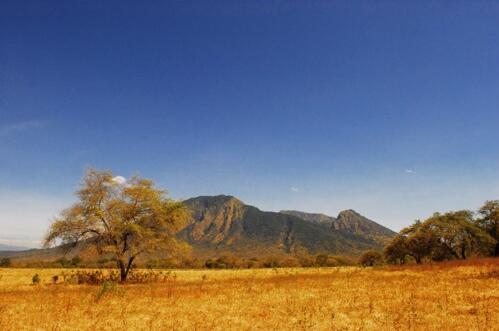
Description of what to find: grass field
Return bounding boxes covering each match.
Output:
[0,259,498,330]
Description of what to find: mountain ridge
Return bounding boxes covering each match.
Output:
[181,195,393,257]
[2,195,396,261]
[280,208,396,245]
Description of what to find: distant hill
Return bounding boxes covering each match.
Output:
[181,195,386,257]
[0,243,30,252]
[3,195,396,261]
[280,209,396,245]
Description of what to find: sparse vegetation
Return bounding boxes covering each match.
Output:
[0,259,497,330]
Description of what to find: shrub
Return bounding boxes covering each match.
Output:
[51,275,59,284]
[358,250,383,267]
[0,258,11,267]
[32,274,41,285]
[60,270,176,285]
[55,257,70,268]
[71,256,82,266]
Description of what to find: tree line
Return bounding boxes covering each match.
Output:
[382,201,498,265]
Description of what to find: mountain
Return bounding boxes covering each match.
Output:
[280,209,396,245]
[278,210,335,225]
[181,195,385,257]
[0,243,30,251]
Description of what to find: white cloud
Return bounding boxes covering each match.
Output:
[0,120,44,136]
[112,176,127,185]
[291,186,299,193]
[405,169,414,174]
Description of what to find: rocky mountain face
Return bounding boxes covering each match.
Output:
[181,195,390,257]
[280,209,396,245]
[333,209,396,243]
[278,210,336,225]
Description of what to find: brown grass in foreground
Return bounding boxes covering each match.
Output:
[0,259,498,330]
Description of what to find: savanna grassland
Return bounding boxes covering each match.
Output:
[0,259,498,331]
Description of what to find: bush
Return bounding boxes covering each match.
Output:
[55,257,70,267]
[358,250,383,267]
[60,270,176,285]
[32,273,41,285]
[71,256,82,266]
[0,258,11,267]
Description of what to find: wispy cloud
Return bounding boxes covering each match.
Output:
[291,186,299,193]
[405,169,414,174]
[0,120,44,136]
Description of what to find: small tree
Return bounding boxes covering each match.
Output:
[0,258,11,267]
[477,200,499,256]
[358,250,383,267]
[384,235,409,265]
[44,169,190,282]
[399,220,436,264]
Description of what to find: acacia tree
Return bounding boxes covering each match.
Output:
[477,200,499,256]
[399,220,437,264]
[358,250,383,267]
[384,235,409,264]
[424,211,494,259]
[44,169,190,281]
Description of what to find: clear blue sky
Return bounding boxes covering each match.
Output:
[1,1,499,247]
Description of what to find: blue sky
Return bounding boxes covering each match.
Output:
[1,1,499,247]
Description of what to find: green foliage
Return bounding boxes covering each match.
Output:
[384,235,409,264]
[71,256,82,266]
[32,274,40,285]
[358,250,383,267]
[51,275,59,284]
[385,205,496,264]
[0,258,11,267]
[476,200,499,256]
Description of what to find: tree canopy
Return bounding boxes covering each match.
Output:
[385,206,496,265]
[44,168,190,281]
[477,200,499,256]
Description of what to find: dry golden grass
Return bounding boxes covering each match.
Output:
[0,259,498,330]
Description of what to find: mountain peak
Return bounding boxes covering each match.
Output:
[333,210,396,244]
[337,209,360,217]
[185,195,243,207]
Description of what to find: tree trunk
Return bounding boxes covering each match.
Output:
[495,242,499,257]
[117,257,135,282]
[461,246,466,260]
[117,260,127,282]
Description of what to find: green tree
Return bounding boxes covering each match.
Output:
[383,235,409,265]
[399,221,436,264]
[424,211,494,259]
[44,168,190,281]
[477,200,499,256]
[0,258,11,267]
[358,250,383,267]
